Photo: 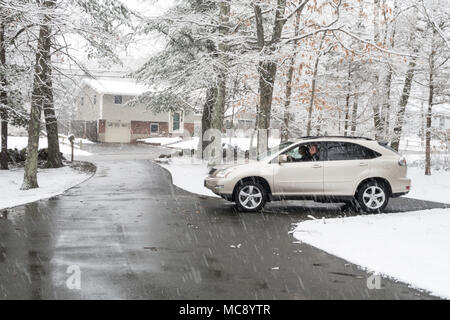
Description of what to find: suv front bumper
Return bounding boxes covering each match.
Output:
[204,176,234,198]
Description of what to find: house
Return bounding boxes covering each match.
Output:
[72,78,200,143]
[224,105,256,131]
[224,104,283,132]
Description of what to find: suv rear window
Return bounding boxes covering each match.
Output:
[378,142,400,155]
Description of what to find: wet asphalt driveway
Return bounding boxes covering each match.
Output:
[0,144,447,300]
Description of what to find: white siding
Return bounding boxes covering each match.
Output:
[76,86,101,121]
[102,94,170,122]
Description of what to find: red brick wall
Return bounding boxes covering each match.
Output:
[98,120,106,134]
[184,123,195,135]
[102,120,170,137]
[159,122,169,135]
[131,121,151,135]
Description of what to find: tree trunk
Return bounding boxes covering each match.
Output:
[209,0,230,152]
[382,65,393,140]
[43,65,63,168]
[281,11,301,142]
[425,31,436,176]
[425,84,433,176]
[254,0,287,153]
[350,93,359,136]
[390,57,417,151]
[256,60,277,151]
[211,74,226,132]
[22,1,55,189]
[343,63,352,136]
[306,49,324,135]
[281,56,294,142]
[372,0,383,140]
[200,86,217,158]
[382,1,397,140]
[0,22,8,170]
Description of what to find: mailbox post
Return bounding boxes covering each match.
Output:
[69,135,75,162]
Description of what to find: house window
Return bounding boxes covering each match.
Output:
[81,97,84,106]
[93,95,97,105]
[151,123,159,133]
[114,95,123,104]
[172,112,181,131]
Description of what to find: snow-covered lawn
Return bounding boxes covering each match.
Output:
[291,208,450,299]
[0,166,93,210]
[1,136,92,157]
[407,167,450,204]
[159,157,220,198]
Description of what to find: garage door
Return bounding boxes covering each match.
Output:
[105,121,131,143]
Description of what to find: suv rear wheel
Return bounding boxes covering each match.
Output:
[235,181,266,212]
[356,181,389,213]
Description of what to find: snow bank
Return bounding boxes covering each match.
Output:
[159,157,220,198]
[407,167,450,204]
[137,136,183,145]
[0,166,93,210]
[2,136,92,157]
[169,137,199,150]
[291,208,450,299]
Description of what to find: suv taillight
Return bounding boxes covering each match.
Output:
[398,157,407,167]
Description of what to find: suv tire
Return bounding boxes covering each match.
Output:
[235,181,267,212]
[356,181,389,214]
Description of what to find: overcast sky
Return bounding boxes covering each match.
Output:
[116,0,174,72]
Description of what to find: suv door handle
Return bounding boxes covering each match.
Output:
[312,164,322,168]
[359,163,369,167]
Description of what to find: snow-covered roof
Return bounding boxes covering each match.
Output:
[81,78,150,96]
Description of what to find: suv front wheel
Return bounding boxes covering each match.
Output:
[235,181,267,212]
[356,181,389,213]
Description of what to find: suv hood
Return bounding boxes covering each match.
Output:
[209,161,257,176]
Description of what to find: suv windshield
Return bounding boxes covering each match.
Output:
[257,142,294,161]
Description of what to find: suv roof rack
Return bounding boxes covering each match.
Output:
[299,136,374,141]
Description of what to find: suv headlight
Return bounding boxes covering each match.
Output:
[215,168,235,178]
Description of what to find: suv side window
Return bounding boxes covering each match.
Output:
[281,142,322,162]
[348,143,380,159]
[326,142,348,161]
[326,142,380,161]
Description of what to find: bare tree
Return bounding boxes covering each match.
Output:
[306,33,328,136]
[253,0,310,152]
[281,10,301,142]
[22,0,56,189]
[0,22,7,170]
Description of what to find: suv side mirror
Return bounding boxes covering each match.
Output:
[278,154,288,164]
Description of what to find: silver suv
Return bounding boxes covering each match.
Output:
[204,137,411,213]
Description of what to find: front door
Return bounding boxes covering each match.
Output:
[273,143,324,196]
[172,112,181,133]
